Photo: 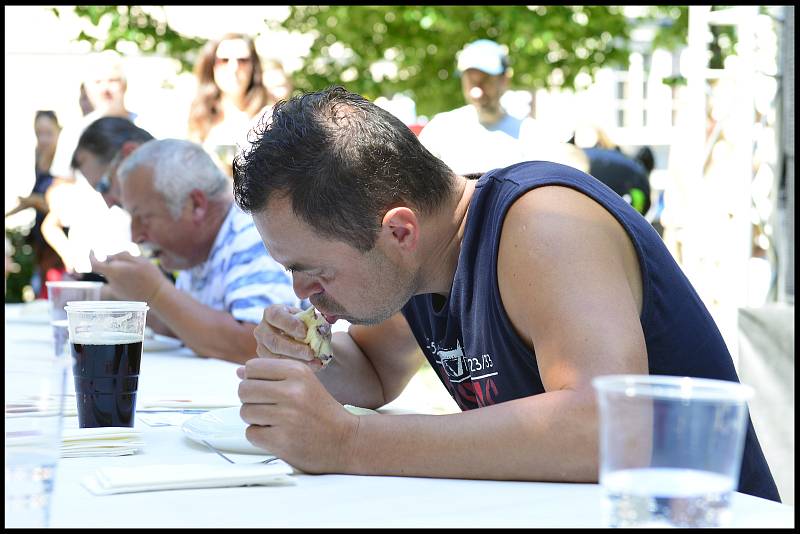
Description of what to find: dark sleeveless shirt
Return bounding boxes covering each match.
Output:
[400,160,780,502]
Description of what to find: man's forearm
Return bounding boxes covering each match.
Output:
[40,213,73,270]
[149,283,257,364]
[315,332,388,409]
[146,312,176,337]
[345,389,599,482]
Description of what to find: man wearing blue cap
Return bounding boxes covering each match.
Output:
[419,39,585,175]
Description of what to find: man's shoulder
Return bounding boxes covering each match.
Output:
[210,206,288,272]
[501,185,625,259]
[227,204,259,233]
[418,106,480,149]
[423,105,475,130]
[207,206,259,257]
[433,104,475,120]
[516,116,556,141]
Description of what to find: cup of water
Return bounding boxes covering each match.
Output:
[45,281,104,358]
[592,374,753,528]
[5,355,70,527]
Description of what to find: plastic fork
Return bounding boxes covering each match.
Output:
[200,439,278,465]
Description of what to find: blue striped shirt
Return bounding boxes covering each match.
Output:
[176,204,301,323]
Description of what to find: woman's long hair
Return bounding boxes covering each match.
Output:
[187,33,269,142]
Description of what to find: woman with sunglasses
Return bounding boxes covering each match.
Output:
[188,33,275,177]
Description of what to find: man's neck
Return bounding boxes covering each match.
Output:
[96,103,130,119]
[418,176,477,296]
[221,92,249,114]
[475,105,506,127]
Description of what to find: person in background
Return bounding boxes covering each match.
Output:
[41,52,142,276]
[71,116,155,208]
[5,111,65,298]
[261,58,294,103]
[50,51,138,184]
[418,39,583,175]
[188,33,272,176]
[582,145,653,216]
[40,116,145,275]
[568,127,655,216]
[67,117,172,297]
[90,139,302,364]
[78,82,95,117]
[230,86,779,503]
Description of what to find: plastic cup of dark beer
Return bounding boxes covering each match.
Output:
[63,301,149,428]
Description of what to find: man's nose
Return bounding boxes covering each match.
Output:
[292,272,322,300]
[469,86,484,99]
[130,222,147,244]
[102,193,119,209]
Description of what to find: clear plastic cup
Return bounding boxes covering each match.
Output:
[593,374,753,528]
[64,301,149,428]
[5,356,70,527]
[45,281,103,359]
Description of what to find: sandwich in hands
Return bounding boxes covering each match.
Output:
[295,307,333,366]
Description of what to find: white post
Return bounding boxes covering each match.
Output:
[729,7,759,311]
[677,6,711,273]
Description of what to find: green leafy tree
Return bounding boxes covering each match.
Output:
[53,6,205,72]
[61,5,716,117]
[5,228,34,303]
[270,5,636,117]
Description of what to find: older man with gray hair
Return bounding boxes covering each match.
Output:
[90,138,301,364]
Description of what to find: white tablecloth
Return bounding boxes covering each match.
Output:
[5,304,795,528]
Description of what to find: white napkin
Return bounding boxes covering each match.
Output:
[61,427,144,458]
[82,462,295,495]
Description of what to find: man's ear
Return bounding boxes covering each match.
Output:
[188,189,209,222]
[381,207,419,252]
[499,72,511,91]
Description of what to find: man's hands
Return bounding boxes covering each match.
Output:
[253,304,325,371]
[246,306,362,471]
[237,358,360,473]
[89,250,166,304]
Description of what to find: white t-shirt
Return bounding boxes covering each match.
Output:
[418,105,584,175]
[201,105,272,174]
[47,110,141,272]
[47,176,138,273]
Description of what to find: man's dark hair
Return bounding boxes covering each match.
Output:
[633,146,655,174]
[71,116,154,169]
[233,86,456,252]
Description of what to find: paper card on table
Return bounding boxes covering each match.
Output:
[81,463,295,495]
[138,412,196,427]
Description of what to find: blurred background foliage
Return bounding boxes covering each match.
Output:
[270,5,638,117]
[53,5,206,72]
[5,228,35,303]
[57,5,715,117]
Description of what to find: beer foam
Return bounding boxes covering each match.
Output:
[72,331,143,346]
